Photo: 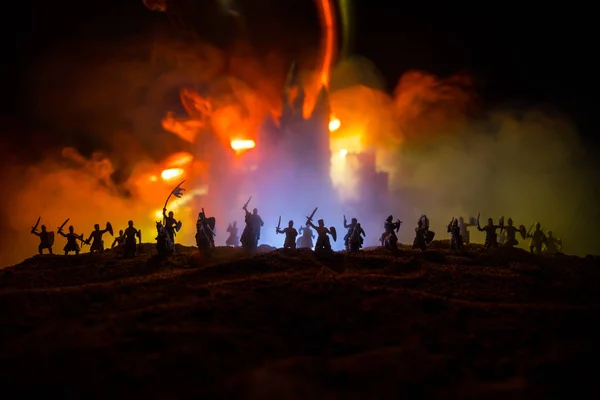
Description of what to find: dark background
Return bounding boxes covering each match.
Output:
[2,0,598,148]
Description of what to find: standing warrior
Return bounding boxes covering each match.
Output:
[30,217,54,255]
[162,180,186,247]
[343,216,358,251]
[276,217,298,249]
[527,222,547,256]
[196,209,216,250]
[297,223,315,249]
[85,222,113,253]
[240,197,264,250]
[545,231,563,255]
[413,214,435,251]
[458,216,476,244]
[225,222,239,247]
[112,230,125,249]
[124,220,141,258]
[58,223,84,255]
[381,215,402,251]
[348,222,366,252]
[500,217,527,247]
[447,217,463,253]
[476,213,501,249]
[305,207,336,251]
[162,208,181,245]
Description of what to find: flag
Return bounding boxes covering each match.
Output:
[172,184,185,198]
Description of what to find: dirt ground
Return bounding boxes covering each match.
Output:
[1,242,599,399]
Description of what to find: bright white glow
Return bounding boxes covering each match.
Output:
[329,116,341,132]
[231,139,256,151]
[339,149,348,157]
[161,168,184,181]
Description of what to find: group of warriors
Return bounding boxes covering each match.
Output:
[29,181,563,258]
[31,208,564,258]
[30,217,142,258]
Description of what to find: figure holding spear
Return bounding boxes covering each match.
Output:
[162,180,185,246]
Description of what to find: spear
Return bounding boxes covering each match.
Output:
[162,180,186,224]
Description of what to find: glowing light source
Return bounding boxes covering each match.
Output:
[231,139,256,152]
[161,168,184,181]
[149,175,158,182]
[339,149,348,157]
[329,116,341,132]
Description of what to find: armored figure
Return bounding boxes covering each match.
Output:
[413,214,435,251]
[348,222,366,252]
[58,225,83,255]
[31,221,53,255]
[381,215,402,251]
[155,221,174,256]
[276,219,298,249]
[343,216,358,251]
[306,218,336,251]
[545,231,562,255]
[162,208,181,245]
[458,216,476,244]
[500,217,527,247]
[527,222,547,256]
[85,222,113,253]
[297,224,315,249]
[226,222,239,247]
[240,205,264,250]
[477,213,501,248]
[112,230,125,249]
[124,220,141,258]
[447,217,463,253]
[195,210,216,252]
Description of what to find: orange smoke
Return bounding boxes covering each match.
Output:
[316,0,337,88]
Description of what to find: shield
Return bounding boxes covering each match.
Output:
[207,217,216,231]
[175,221,183,232]
[106,222,114,236]
[518,225,527,240]
[137,229,142,243]
[47,231,55,247]
[329,226,337,242]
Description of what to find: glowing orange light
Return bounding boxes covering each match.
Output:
[149,175,158,182]
[161,168,184,180]
[230,139,256,152]
[165,152,193,168]
[329,116,341,132]
[317,0,336,87]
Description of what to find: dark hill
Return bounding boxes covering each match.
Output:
[1,242,600,398]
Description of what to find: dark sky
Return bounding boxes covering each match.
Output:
[3,0,598,147]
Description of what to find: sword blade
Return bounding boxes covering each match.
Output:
[58,218,70,231]
[31,216,41,231]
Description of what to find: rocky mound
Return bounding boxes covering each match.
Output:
[0,242,599,398]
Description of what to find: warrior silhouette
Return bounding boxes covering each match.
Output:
[306,219,334,251]
[226,221,239,247]
[112,230,125,249]
[343,216,358,250]
[162,208,180,244]
[86,223,111,253]
[31,225,53,255]
[502,218,521,247]
[413,215,434,251]
[527,222,547,255]
[458,216,475,244]
[277,220,298,249]
[477,215,500,248]
[447,218,463,253]
[240,207,264,249]
[58,226,82,255]
[195,211,216,249]
[381,215,401,250]
[545,231,562,254]
[297,224,315,249]
[348,222,366,251]
[124,220,140,258]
